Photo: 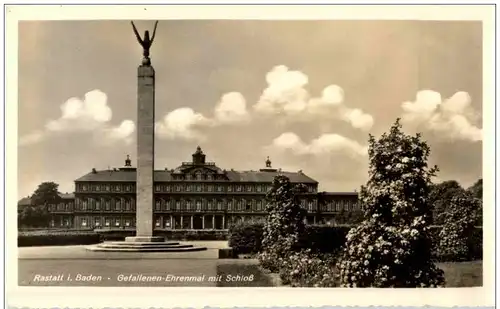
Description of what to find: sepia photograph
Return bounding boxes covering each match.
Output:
[6,4,495,308]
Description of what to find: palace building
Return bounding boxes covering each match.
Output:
[19,147,360,230]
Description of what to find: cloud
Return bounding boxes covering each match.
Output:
[270,132,368,157]
[253,65,374,131]
[156,107,213,141]
[105,120,135,144]
[214,92,250,124]
[401,90,482,142]
[19,90,134,147]
[19,130,45,146]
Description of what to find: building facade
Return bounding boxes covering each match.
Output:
[19,147,361,230]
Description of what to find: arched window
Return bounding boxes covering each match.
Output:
[196,200,202,211]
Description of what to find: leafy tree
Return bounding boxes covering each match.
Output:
[467,179,483,226]
[429,180,465,225]
[20,182,61,227]
[338,119,445,287]
[258,175,307,272]
[437,190,479,261]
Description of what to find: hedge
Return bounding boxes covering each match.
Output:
[228,222,483,261]
[228,222,264,254]
[229,222,351,255]
[18,233,101,247]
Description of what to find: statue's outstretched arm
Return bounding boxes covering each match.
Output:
[131,21,143,45]
[150,21,159,44]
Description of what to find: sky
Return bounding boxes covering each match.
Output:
[17,20,483,199]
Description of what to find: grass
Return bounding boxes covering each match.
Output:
[438,260,482,287]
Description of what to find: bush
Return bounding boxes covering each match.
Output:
[279,250,338,287]
[228,221,264,254]
[429,226,482,262]
[301,225,351,254]
[259,176,308,272]
[338,120,445,287]
[18,233,100,247]
[436,192,479,262]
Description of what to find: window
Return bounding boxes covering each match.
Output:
[196,185,201,192]
[207,200,213,210]
[125,185,131,192]
[207,174,212,180]
[166,200,172,211]
[217,200,223,210]
[228,201,233,211]
[257,201,262,211]
[115,185,121,192]
[186,185,192,192]
[115,219,120,227]
[94,217,100,227]
[186,200,192,210]
[246,203,251,211]
[207,185,213,192]
[155,201,161,211]
[95,201,101,211]
[105,185,110,191]
[196,200,202,211]
[115,200,121,211]
[105,200,110,211]
[228,186,233,192]
[125,200,131,211]
[165,185,171,192]
[81,218,87,227]
[217,185,223,192]
[246,186,252,192]
[176,185,181,192]
[95,185,100,192]
[186,174,191,180]
[155,185,161,192]
[125,219,131,227]
[105,218,110,227]
[64,218,70,226]
[82,185,88,191]
[257,185,262,192]
[308,201,314,212]
[65,203,70,211]
[236,185,242,192]
[82,200,88,211]
[196,172,202,180]
[176,201,181,210]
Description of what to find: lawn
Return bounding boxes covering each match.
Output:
[437,260,483,287]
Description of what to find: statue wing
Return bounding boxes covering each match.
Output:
[150,21,159,44]
[131,21,144,45]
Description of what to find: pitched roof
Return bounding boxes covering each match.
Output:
[75,168,318,184]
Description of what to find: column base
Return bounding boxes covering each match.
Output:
[125,236,165,243]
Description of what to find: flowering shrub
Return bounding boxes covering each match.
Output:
[437,191,479,262]
[229,221,264,254]
[279,249,337,287]
[338,119,445,287]
[258,175,307,272]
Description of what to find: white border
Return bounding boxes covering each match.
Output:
[5,4,496,308]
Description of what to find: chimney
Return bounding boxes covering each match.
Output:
[91,168,97,174]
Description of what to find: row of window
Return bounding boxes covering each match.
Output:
[71,197,358,212]
[171,172,223,181]
[76,183,318,194]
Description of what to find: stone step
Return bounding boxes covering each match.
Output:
[104,241,180,246]
[86,245,207,252]
[97,243,194,249]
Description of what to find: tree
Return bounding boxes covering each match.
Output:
[467,179,483,226]
[27,182,61,227]
[429,180,465,225]
[338,119,445,287]
[437,190,479,261]
[258,175,307,272]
